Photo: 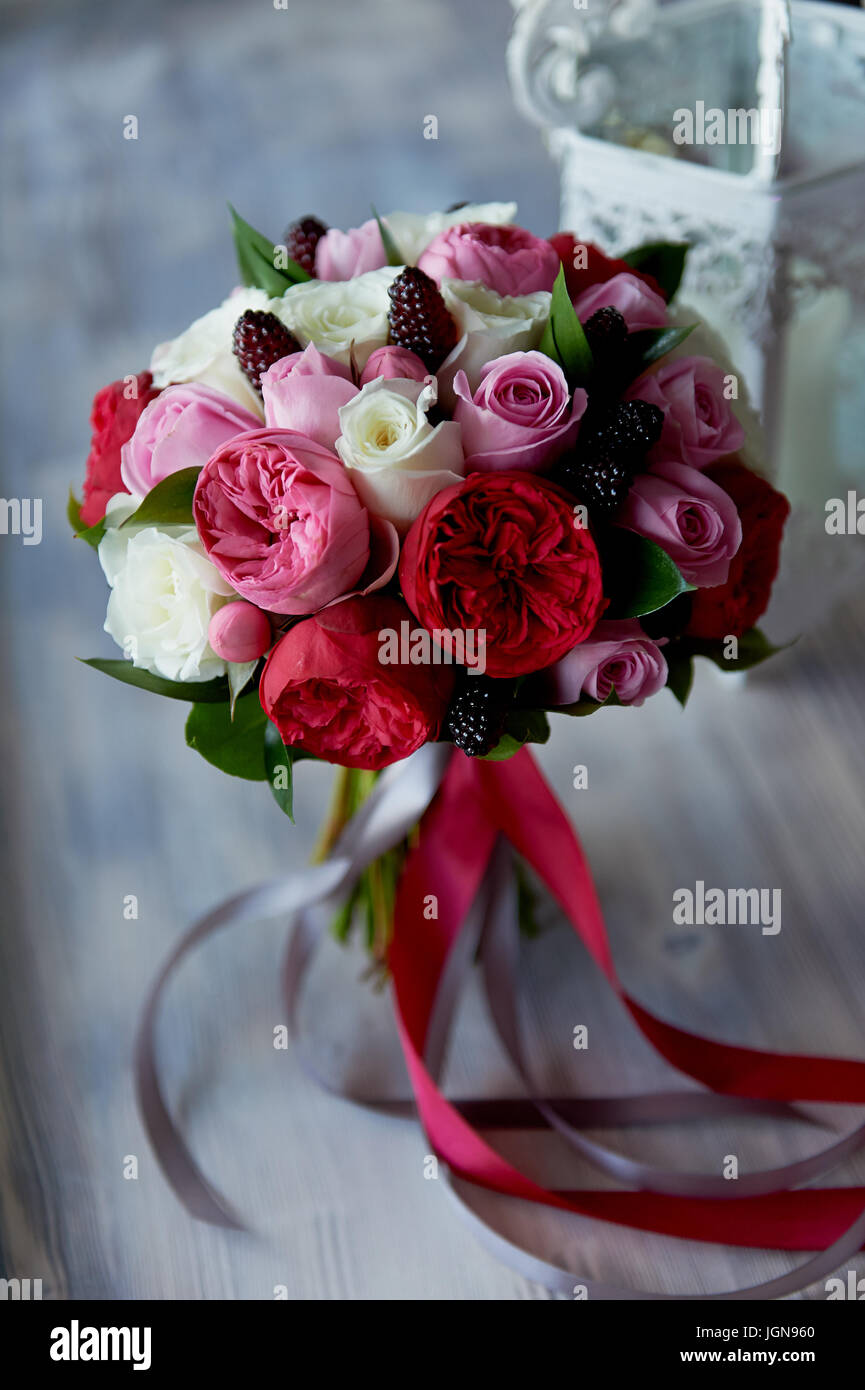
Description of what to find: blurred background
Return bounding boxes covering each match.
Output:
[1,0,864,1300]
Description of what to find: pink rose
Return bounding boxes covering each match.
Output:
[314,219,387,281]
[360,345,429,385]
[618,458,742,587]
[573,272,668,333]
[208,601,272,663]
[418,222,560,297]
[627,356,744,469]
[536,619,667,707]
[120,383,259,498]
[261,344,357,451]
[193,428,371,614]
[453,351,587,473]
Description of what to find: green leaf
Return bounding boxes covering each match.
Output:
[120,467,200,528]
[229,204,311,295]
[482,708,550,761]
[68,490,106,549]
[664,643,695,707]
[622,241,689,301]
[558,690,621,717]
[628,324,696,377]
[539,264,594,387]
[371,205,405,267]
[185,692,267,779]
[600,529,693,619]
[687,627,790,673]
[79,657,230,702]
[228,660,258,717]
[263,720,295,820]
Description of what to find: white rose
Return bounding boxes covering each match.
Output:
[336,378,464,532]
[384,202,518,266]
[436,279,551,409]
[276,265,399,368]
[150,288,269,417]
[98,495,234,683]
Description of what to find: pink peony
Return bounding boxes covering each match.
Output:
[120,383,258,498]
[573,272,668,333]
[193,428,371,614]
[260,594,454,770]
[537,619,668,707]
[627,356,745,470]
[418,222,560,297]
[453,350,586,473]
[261,344,357,451]
[618,458,742,587]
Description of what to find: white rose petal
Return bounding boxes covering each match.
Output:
[336,377,464,532]
[98,506,234,683]
[275,265,399,368]
[150,287,269,417]
[384,202,519,266]
[436,279,552,409]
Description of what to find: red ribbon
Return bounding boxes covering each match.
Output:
[390,747,865,1253]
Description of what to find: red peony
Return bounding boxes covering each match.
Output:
[80,372,160,525]
[686,459,790,640]
[399,472,605,679]
[260,595,454,771]
[548,233,665,302]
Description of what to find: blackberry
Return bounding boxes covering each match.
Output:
[584,306,628,360]
[554,450,635,518]
[554,399,664,518]
[282,216,327,276]
[580,399,664,458]
[387,267,458,372]
[446,677,511,758]
[232,310,300,393]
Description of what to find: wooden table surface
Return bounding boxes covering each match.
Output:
[1,0,864,1301]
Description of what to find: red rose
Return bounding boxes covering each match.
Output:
[686,460,790,640]
[80,372,160,525]
[399,472,605,679]
[548,233,665,302]
[260,595,454,771]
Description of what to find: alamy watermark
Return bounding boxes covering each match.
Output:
[673,881,781,935]
[0,497,42,545]
[378,620,487,675]
[672,101,782,155]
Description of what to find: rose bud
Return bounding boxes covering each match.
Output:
[208,601,272,663]
[360,345,429,385]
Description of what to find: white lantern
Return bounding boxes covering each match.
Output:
[508,0,865,505]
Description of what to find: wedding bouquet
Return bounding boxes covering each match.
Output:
[71,201,787,836]
[71,206,865,1300]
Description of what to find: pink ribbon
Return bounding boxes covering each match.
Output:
[136,744,865,1296]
